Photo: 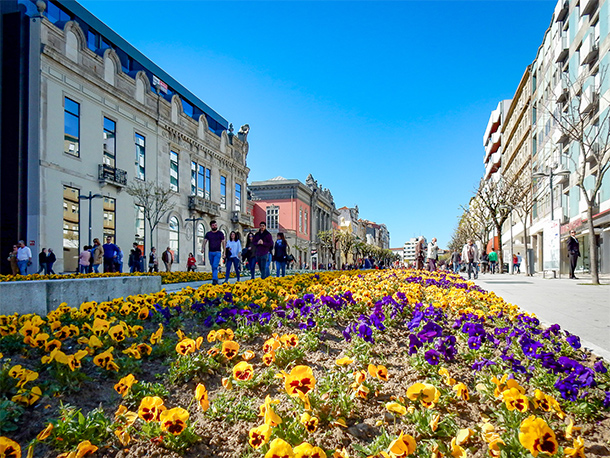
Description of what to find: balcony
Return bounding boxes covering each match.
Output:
[231,211,254,227]
[585,143,600,164]
[580,86,598,115]
[98,164,127,188]
[581,33,599,65]
[188,195,220,217]
[555,34,569,63]
[581,0,598,16]
[556,79,569,103]
[554,0,569,22]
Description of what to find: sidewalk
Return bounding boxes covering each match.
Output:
[470,272,610,361]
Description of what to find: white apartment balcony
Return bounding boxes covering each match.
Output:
[483,108,501,144]
[585,143,600,164]
[556,78,569,103]
[580,86,599,115]
[555,34,569,63]
[581,0,598,16]
[581,33,599,65]
[554,0,569,22]
[484,131,502,164]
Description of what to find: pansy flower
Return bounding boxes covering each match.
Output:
[194,383,209,411]
[176,338,197,355]
[335,357,354,366]
[453,382,469,401]
[233,361,254,381]
[300,412,319,433]
[249,424,272,449]
[564,436,585,458]
[285,365,316,397]
[259,395,282,426]
[368,364,389,381]
[406,382,440,409]
[114,374,137,397]
[387,431,416,457]
[293,442,326,458]
[265,438,294,458]
[159,407,189,435]
[518,416,558,457]
[0,437,20,458]
[222,341,240,359]
[138,396,166,422]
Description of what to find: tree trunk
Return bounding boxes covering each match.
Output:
[496,223,505,274]
[586,204,600,284]
[523,215,530,276]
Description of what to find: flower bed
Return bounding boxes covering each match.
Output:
[0,270,608,458]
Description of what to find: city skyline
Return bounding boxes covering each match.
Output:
[78,0,557,248]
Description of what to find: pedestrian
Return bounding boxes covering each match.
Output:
[7,244,19,275]
[90,240,102,273]
[567,230,580,279]
[162,247,174,272]
[512,254,519,274]
[16,240,32,275]
[224,231,242,283]
[415,236,426,270]
[461,239,479,280]
[187,253,197,272]
[273,232,289,278]
[451,249,461,274]
[515,252,522,274]
[426,237,439,271]
[252,221,273,279]
[480,252,489,274]
[242,232,256,280]
[102,236,118,273]
[37,248,48,275]
[47,248,57,274]
[132,242,142,272]
[79,245,91,274]
[488,248,498,274]
[115,246,123,273]
[202,220,225,285]
[148,247,158,272]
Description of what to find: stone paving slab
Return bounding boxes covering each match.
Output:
[470,273,610,361]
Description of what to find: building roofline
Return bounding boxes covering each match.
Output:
[55,0,228,129]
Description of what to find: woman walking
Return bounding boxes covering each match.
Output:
[242,232,256,280]
[79,246,91,274]
[148,247,158,272]
[273,232,289,278]
[7,244,19,275]
[224,231,242,283]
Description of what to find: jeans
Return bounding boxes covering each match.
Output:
[275,261,286,277]
[248,258,256,279]
[453,262,460,274]
[79,265,88,274]
[467,261,478,280]
[225,257,240,281]
[208,251,221,282]
[489,261,496,274]
[427,259,436,271]
[103,258,115,273]
[17,260,28,275]
[92,264,100,273]
[48,263,55,274]
[37,264,47,275]
[256,255,270,279]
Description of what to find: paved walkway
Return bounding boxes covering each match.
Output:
[470,272,610,361]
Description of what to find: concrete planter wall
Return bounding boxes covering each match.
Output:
[0,276,162,316]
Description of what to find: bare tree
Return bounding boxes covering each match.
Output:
[338,231,356,266]
[512,170,537,276]
[317,229,339,266]
[475,173,525,272]
[126,181,174,252]
[544,70,610,284]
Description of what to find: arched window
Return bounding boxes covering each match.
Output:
[196,223,205,264]
[169,216,179,263]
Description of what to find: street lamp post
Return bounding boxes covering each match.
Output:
[78,191,103,246]
[532,166,570,221]
[185,217,204,263]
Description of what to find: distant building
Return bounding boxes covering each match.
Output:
[403,238,418,264]
[249,175,339,268]
[483,100,512,182]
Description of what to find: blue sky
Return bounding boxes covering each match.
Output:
[80,0,556,248]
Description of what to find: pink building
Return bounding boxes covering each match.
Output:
[249,175,338,268]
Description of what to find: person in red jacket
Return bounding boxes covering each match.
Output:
[187,253,197,272]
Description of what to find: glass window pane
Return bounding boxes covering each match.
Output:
[169,216,179,263]
[103,197,116,240]
[191,162,197,196]
[198,165,204,198]
[135,133,145,180]
[205,168,211,200]
[170,151,179,192]
[103,117,116,167]
[235,183,241,212]
[63,186,80,272]
[220,176,226,209]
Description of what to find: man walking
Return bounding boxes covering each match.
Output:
[451,249,461,274]
[132,243,142,272]
[252,221,273,279]
[202,220,225,285]
[567,230,580,279]
[461,239,479,280]
[162,247,174,272]
[102,236,118,273]
[426,237,439,271]
[16,240,32,275]
[415,236,426,270]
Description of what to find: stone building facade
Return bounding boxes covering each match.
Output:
[0,0,252,274]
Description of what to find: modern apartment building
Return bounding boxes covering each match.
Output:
[248,175,339,269]
[0,0,252,274]
[403,237,418,265]
[488,0,610,275]
[483,100,512,182]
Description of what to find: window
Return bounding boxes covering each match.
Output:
[103,117,116,167]
[198,165,205,197]
[169,216,179,263]
[266,205,279,230]
[63,186,80,272]
[170,151,179,192]
[205,168,211,200]
[235,183,241,212]
[64,97,80,157]
[87,30,98,51]
[103,197,116,240]
[196,223,205,264]
[190,162,197,196]
[304,211,308,234]
[135,205,145,247]
[220,176,226,209]
[299,209,303,232]
[135,133,145,180]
